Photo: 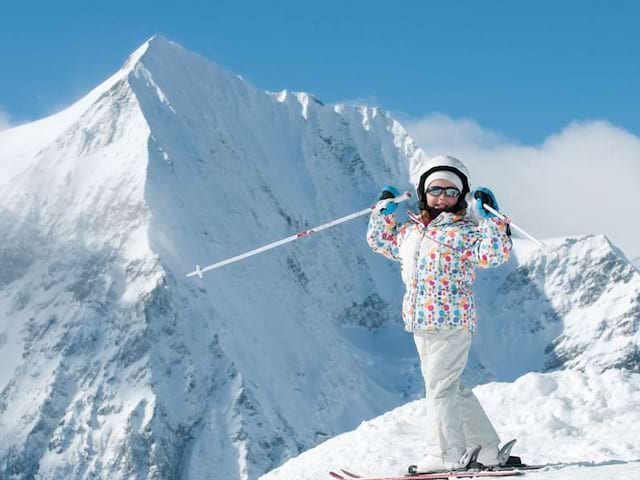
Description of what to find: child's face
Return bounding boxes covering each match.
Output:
[426,179,460,210]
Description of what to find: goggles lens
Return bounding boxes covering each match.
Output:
[426,186,461,197]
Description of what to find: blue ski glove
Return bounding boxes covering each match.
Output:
[377,185,401,215]
[473,187,500,219]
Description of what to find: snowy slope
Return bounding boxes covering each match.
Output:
[0,35,638,480]
[261,368,640,479]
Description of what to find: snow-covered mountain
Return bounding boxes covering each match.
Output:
[468,235,640,385]
[0,35,420,480]
[0,35,638,480]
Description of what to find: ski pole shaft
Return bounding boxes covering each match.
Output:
[482,203,550,251]
[187,192,412,278]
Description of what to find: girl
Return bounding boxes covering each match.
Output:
[366,155,512,473]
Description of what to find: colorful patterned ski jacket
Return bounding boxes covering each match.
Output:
[367,210,512,333]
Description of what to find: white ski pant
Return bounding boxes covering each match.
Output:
[414,329,500,461]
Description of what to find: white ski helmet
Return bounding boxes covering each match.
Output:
[413,155,471,211]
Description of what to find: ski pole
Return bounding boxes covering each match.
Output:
[482,203,552,252]
[187,192,412,278]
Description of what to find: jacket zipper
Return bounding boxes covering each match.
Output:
[410,228,426,332]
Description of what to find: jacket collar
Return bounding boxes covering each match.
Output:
[408,210,457,228]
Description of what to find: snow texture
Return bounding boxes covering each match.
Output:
[0,35,638,480]
[262,368,640,479]
[469,236,640,385]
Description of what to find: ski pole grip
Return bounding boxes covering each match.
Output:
[482,203,506,220]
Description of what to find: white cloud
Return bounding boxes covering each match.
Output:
[0,108,12,131]
[404,112,512,151]
[403,114,640,261]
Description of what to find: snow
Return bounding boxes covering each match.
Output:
[261,368,640,479]
[0,34,638,480]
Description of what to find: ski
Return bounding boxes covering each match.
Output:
[328,440,543,479]
[340,469,362,478]
[484,463,545,472]
[328,469,523,480]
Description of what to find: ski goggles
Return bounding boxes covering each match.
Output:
[425,186,461,197]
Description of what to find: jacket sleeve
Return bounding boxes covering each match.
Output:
[471,217,512,268]
[366,210,403,262]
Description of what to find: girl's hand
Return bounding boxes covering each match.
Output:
[472,187,500,219]
[377,185,400,215]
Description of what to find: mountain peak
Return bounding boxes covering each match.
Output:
[121,35,252,113]
[120,34,183,74]
[142,34,183,56]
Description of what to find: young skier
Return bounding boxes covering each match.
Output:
[366,155,513,473]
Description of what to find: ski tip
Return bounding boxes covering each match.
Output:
[329,471,346,479]
[340,469,361,478]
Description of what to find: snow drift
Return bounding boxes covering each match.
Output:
[261,368,640,479]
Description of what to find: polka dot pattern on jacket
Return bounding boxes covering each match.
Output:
[367,209,512,333]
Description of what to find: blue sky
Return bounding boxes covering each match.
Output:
[1,1,638,144]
